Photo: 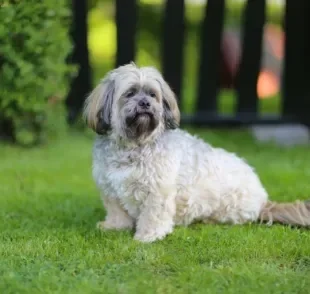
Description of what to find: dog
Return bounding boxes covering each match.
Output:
[83,63,310,242]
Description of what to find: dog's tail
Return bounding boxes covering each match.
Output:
[259,200,310,227]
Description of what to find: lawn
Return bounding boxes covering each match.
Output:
[1,129,310,294]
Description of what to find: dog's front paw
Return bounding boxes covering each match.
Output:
[134,227,172,243]
[96,221,114,230]
[96,219,133,231]
[134,232,163,243]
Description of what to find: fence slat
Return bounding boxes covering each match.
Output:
[161,0,185,102]
[66,0,91,124]
[235,0,266,115]
[282,0,310,125]
[197,0,225,114]
[115,0,137,66]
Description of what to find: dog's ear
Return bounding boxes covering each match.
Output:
[83,74,115,134]
[159,80,180,129]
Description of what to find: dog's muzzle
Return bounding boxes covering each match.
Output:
[125,109,154,126]
[126,98,155,126]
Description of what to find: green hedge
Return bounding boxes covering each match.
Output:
[0,0,75,145]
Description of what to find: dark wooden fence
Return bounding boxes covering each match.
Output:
[66,0,310,128]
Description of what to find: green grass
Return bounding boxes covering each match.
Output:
[1,129,310,293]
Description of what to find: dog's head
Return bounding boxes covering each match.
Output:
[83,63,180,142]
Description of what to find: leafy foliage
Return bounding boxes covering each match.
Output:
[0,0,75,145]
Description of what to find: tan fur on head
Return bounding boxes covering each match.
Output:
[83,72,115,134]
[259,200,310,227]
[157,75,180,129]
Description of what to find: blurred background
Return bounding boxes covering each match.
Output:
[88,0,284,111]
[1,0,309,146]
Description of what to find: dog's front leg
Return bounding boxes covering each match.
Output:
[134,192,176,243]
[97,196,134,230]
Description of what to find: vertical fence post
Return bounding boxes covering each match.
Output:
[66,0,91,124]
[235,0,266,116]
[282,0,310,126]
[196,0,225,116]
[161,0,185,103]
[115,0,137,66]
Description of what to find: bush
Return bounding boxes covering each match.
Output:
[0,0,75,145]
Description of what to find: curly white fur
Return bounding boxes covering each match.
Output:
[85,63,309,243]
[92,128,268,242]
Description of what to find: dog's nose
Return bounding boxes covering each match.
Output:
[138,98,151,109]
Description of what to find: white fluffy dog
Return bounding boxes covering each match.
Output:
[84,63,310,243]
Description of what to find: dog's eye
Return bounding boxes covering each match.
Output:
[149,91,156,98]
[126,89,136,98]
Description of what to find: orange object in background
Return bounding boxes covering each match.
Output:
[257,69,279,98]
[258,24,284,98]
[220,24,284,99]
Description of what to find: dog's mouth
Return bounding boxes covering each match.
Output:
[125,109,159,139]
[135,112,153,120]
[126,111,154,126]
[135,110,154,118]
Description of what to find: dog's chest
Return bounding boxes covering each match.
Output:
[103,150,158,213]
